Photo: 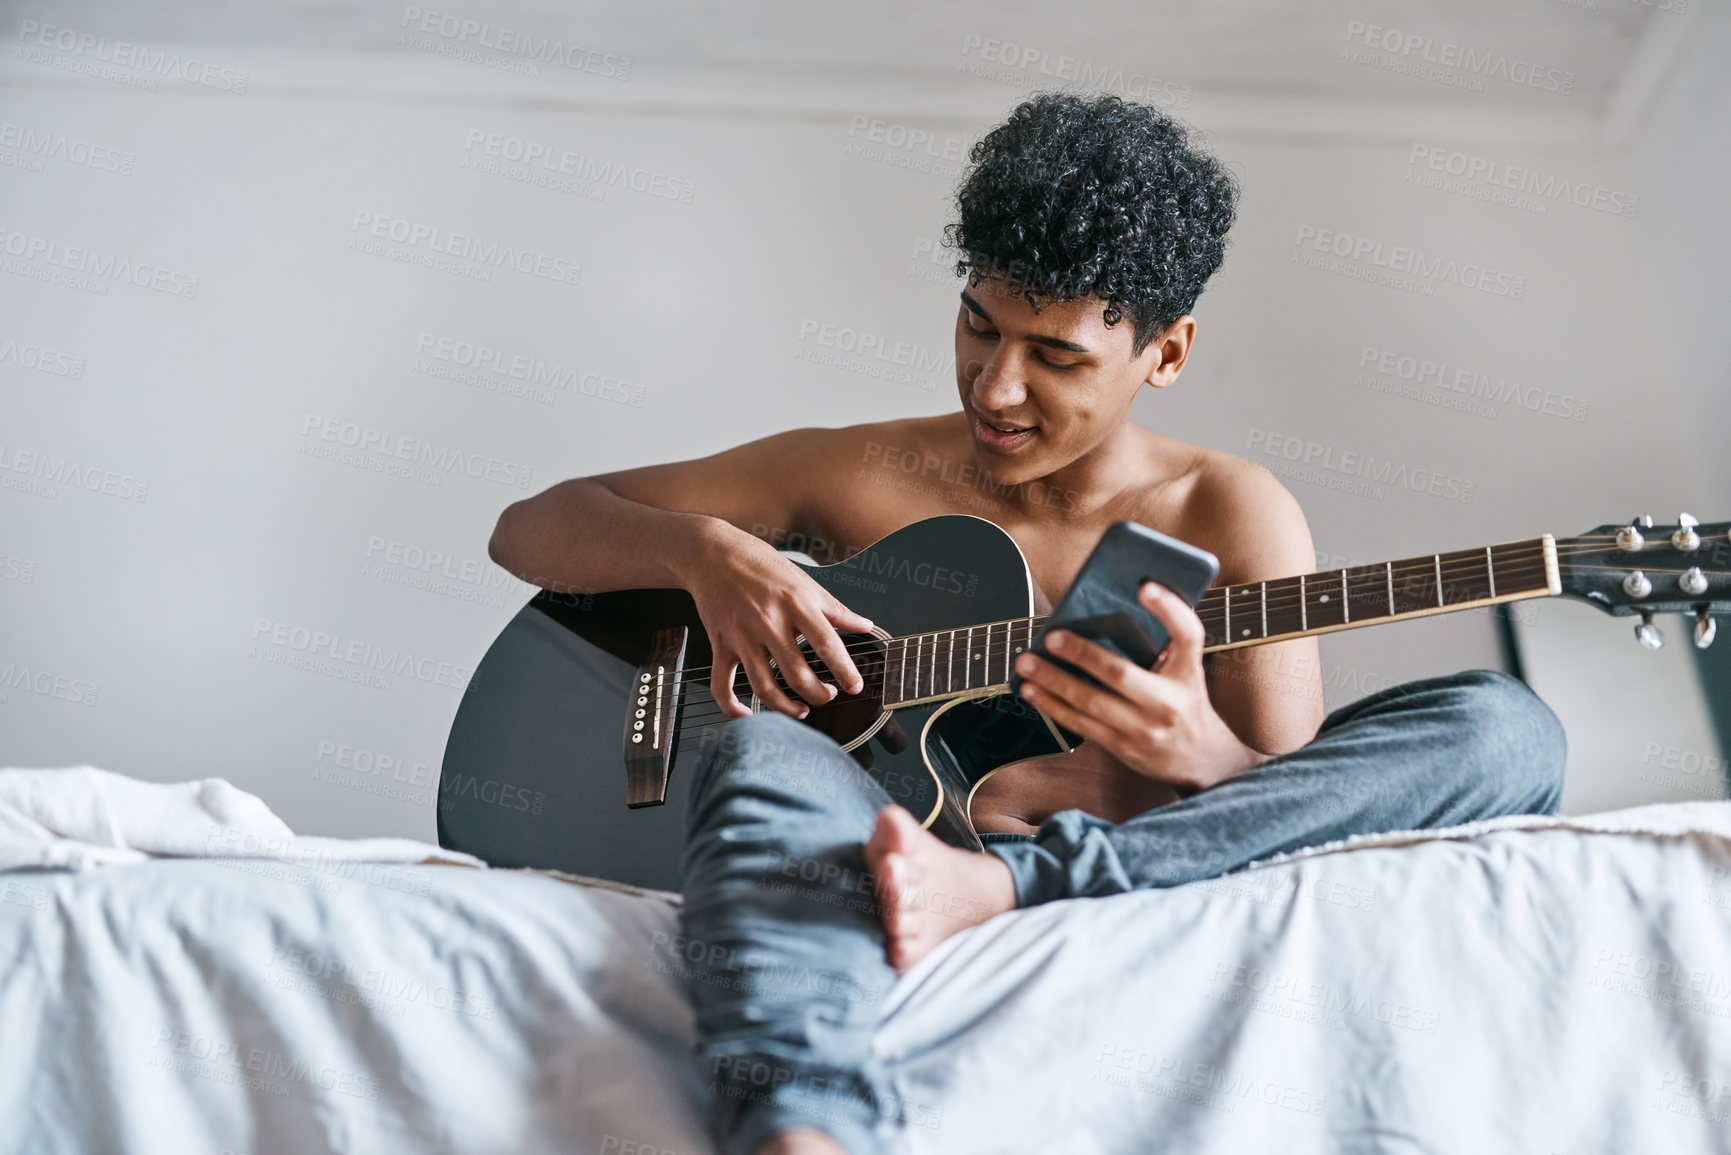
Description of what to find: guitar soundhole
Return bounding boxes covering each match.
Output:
[768,632,887,747]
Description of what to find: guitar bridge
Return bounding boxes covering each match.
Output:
[623,626,688,807]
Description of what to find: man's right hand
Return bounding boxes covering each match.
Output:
[684,524,875,719]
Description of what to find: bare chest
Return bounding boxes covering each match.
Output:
[813,493,1112,616]
[805,424,1196,614]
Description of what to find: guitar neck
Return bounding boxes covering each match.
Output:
[879,534,1561,708]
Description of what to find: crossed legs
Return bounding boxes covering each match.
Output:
[678,670,1566,1153]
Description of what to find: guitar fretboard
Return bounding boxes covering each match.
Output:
[881,619,1041,708]
[879,535,1559,707]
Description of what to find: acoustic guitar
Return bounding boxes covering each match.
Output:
[437,513,1729,891]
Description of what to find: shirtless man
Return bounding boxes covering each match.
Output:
[489,94,1564,1155]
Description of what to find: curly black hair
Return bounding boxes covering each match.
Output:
[944,92,1240,356]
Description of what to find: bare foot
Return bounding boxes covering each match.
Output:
[754,1125,847,1155]
[864,804,1017,975]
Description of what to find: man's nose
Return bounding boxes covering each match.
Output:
[969,356,1028,408]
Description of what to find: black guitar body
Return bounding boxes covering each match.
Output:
[438,514,1065,891]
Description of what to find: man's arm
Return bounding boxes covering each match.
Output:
[487,427,875,719]
[489,427,828,596]
[1188,464,1327,757]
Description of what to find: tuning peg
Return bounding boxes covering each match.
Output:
[1616,522,1646,551]
[1635,611,1664,650]
[1672,513,1701,552]
[1680,566,1709,595]
[1622,570,1652,598]
[1696,609,1717,650]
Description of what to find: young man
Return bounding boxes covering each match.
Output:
[489,94,1565,1155]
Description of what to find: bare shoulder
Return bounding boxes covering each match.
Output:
[766,413,967,556]
[766,414,957,497]
[691,414,928,491]
[776,413,951,460]
[1156,439,1317,585]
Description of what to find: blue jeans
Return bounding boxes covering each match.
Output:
[677,670,1565,1154]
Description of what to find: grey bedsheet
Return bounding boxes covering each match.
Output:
[5,802,1731,1154]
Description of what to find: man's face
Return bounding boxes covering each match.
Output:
[954,277,1164,486]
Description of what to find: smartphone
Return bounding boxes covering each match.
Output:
[1009,522,1219,735]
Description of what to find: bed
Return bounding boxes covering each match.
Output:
[6,798,1731,1154]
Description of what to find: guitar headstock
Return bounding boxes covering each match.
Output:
[1558,514,1730,649]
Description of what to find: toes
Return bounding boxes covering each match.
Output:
[865,805,898,864]
[880,804,923,854]
[866,806,918,880]
[879,851,911,909]
[872,852,900,921]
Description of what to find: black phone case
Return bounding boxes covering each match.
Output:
[1010,521,1220,744]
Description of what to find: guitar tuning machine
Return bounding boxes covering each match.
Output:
[1680,566,1709,596]
[1697,608,1718,650]
[1622,570,1652,599]
[1616,515,1651,552]
[1672,513,1701,552]
[1635,611,1664,650]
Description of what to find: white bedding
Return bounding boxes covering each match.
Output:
[0,764,477,872]
[5,801,1731,1154]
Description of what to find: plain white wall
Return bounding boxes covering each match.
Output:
[2,2,1726,839]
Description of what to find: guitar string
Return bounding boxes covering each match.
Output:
[663,552,1572,728]
[668,629,1720,730]
[661,543,1716,698]
[658,539,1612,684]
[596,539,1721,730]
[647,541,1730,774]
[666,577,1724,734]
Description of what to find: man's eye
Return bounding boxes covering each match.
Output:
[964,316,996,337]
[1038,354,1079,371]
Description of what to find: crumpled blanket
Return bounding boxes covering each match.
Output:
[0,765,480,871]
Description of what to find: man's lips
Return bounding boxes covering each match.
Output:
[972,412,1038,448]
[973,410,1035,433]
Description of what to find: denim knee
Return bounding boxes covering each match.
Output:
[684,710,883,838]
[1449,669,1567,817]
[688,710,835,806]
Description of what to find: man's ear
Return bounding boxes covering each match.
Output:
[1142,316,1196,389]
